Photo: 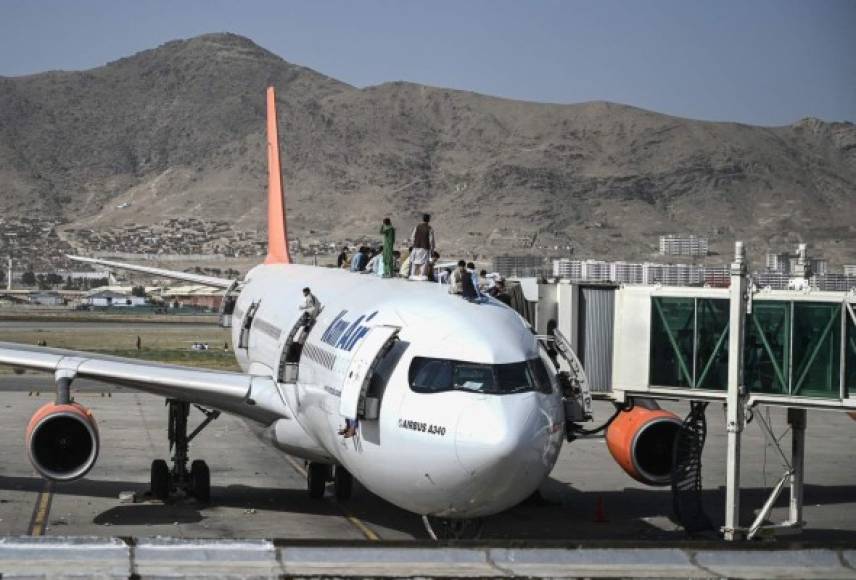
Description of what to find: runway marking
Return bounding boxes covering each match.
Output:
[283,455,380,541]
[28,481,54,536]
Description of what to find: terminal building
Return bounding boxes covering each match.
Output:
[659,234,709,256]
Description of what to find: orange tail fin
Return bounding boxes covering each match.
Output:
[264,86,291,265]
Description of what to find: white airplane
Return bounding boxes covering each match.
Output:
[0,88,680,538]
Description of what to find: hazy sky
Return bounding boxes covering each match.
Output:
[1,0,853,126]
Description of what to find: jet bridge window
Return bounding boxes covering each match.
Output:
[745,300,841,398]
[649,297,730,390]
[409,357,552,395]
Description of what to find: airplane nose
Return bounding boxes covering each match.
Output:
[454,393,562,513]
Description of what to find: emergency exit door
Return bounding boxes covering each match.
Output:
[339,325,399,420]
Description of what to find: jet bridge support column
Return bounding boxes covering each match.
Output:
[723,241,748,541]
[787,408,806,527]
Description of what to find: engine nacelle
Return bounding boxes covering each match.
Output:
[26,402,99,482]
[605,403,682,486]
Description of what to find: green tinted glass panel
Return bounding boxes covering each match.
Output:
[744,301,790,394]
[845,306,856,398]
[650,297,694,387]
[696,299,729,389]
[792,303,840,398]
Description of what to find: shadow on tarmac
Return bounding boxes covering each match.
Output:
[3,473,854,542]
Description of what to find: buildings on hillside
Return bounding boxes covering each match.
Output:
[552,258,706,286]
[492,255,548,278]
[766,250,828,276]
[659,234,709,257]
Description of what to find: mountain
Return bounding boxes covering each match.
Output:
[1,32,854,266]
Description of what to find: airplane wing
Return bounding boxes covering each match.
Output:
[0,341,283,424]
[66,255,236,289]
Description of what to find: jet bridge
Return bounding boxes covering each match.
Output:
[533,242,856,540]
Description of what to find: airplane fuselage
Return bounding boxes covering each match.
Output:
[231,264,564,518]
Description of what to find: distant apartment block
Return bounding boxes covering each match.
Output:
[493,255,546,278]
[659,234,709,256]
[766,252,791,273]
[702,265,731,288]
[643,263,704,286]
[552,259,580,279]
[845,265,856,277]
[813,274,856,292]
[809,258,828,276]
[610,261,643,284]
[552,258,711,287]
[767,250,827,276]
[754,271,791,290]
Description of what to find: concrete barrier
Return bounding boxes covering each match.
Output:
[0,537,855,579]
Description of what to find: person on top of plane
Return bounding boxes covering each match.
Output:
[398,246,413,278]
[350,246,369,272]
[466,262,481,297]
[380,217,396,278]
[478,269,490,292]
[408,214,435,280]
[450,260,478,299]
[299,287,320,324]
[425,250,440,282]
[336,246,349,269]
[363,247,383,276]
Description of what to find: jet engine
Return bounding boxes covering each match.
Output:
[605,402,682,486]
[26,402,99,482]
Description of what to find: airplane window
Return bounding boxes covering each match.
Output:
[527,358,554,394]
[453,364,495,392]
[409,357,553,395]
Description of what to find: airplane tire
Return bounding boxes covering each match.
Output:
[191,460,211,503]
[307,462,328,499]
[150,459,170,500]
[334,466,353,501]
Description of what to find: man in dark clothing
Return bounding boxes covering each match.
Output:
[450,260,478,300]
[408,214,435,279]
[336,247,349,269]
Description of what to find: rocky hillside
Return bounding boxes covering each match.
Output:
[1,33,854,265]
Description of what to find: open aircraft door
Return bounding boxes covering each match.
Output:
[339,325,399,421]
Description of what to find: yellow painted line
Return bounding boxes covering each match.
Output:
[341,508,380,541]
[282,455,379,541]
[284,455,307,477]
[28,481,54,536]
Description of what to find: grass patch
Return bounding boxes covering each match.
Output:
[0,323,239,372]
[89,348,241,371]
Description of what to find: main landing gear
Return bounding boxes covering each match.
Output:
[306,461,353,501]
[150,399,220,503]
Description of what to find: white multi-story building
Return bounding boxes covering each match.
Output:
[552,259,580,279]
[659,234,709,257]
[702,265,730,288]
[844,265,856,277]
[643,263,704,286]
[610,261,643,284]
[581,260,611,282]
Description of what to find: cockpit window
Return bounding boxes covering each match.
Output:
[409,357,553,395]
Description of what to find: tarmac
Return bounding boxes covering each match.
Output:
[0,375,854,577]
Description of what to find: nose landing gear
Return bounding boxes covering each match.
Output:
[305,462,353,500]
[149,399,219,503]
[422,515,485,540]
